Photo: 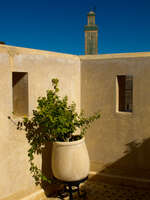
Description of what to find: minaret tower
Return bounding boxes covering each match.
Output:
[84,10,98,55]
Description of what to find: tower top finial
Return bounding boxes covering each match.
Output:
[88,10,96,16]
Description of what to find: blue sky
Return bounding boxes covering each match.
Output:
[1,0,150,55]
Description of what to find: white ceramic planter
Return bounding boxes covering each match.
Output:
[52,137,90,182]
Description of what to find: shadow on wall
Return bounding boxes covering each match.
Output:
[41,142,63,197]
[89,137,150,188]
[40,138,150,197]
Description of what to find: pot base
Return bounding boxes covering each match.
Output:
[57,176,88,200]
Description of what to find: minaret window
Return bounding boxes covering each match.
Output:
[88,15,95,25]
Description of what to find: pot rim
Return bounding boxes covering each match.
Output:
[53,137,85,146]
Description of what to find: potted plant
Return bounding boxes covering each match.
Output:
[16,78,100,185]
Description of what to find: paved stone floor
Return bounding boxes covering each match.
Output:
[44,180,150,200]
[81,181,150,200]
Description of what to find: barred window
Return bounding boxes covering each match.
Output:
[117,75,133,112]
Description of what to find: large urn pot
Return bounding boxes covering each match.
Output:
[51,137,90,182]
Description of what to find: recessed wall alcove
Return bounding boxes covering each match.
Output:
[12,72,28,116]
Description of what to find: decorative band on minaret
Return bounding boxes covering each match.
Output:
[84,11,98,55]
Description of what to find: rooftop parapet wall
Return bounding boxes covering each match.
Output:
[0,44,80,199]
[80,53,150,181]
[0,44,81,113]
[80,51,150,60]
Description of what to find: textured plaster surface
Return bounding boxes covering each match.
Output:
[0,44,80,199]
[1,45,150,199]
[80,54,150,180]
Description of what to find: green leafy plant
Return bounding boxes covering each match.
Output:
[17,78,100,185]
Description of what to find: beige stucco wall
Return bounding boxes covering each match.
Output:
[80,53,150,180]
[0,45,80,199]
[2,45,150,198]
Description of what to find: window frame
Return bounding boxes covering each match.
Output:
[116,75,133,113]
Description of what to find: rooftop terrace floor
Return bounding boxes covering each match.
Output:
[41,179,150,200]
